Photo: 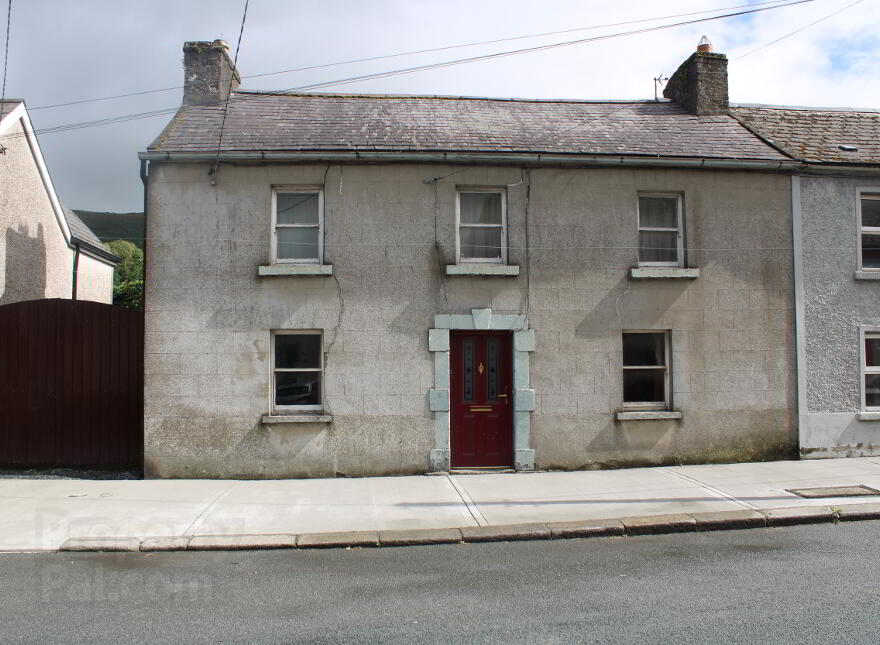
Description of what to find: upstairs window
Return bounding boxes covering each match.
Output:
[273,331,323,411]
[622,331,670,410]
[863,331,880,410]
[638,194,683,267]
[859,193,880,270]
[457,189,507,263]
[273,188,323,263]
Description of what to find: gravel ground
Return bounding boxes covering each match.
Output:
[0,468,141,480]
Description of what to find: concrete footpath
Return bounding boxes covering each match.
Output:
[5,457,880,552]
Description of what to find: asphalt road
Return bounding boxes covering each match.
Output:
[2,522,879,644]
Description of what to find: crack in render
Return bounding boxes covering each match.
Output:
[519,167,532,329]
[432,181,449,308]
[326,164,344,357]
[328,270,345,355]
[324,165,345,422]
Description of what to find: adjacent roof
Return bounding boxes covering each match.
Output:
[731,104,880,165]
[63,208,104,248]
[148,92,789,161]
[62,209,120,264]
[0,99,22,121]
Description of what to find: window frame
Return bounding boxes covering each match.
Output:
[621,330,672,411]
[857,190,880,272]
[271,186,324,265]
[271,330,324,413]
[455,187,508,265]
[637,193,684,268]
[860,327,880,412]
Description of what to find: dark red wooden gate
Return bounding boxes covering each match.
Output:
[450,331,513,468]
[0,299,143,468]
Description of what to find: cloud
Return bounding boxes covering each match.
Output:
[3,0,878,211]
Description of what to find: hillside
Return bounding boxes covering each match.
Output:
[73,210,144,249]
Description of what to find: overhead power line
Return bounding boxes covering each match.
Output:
[1,0,11,106]
[733,0,865,60]
[28,0,809,112]
[0,0,815,142]
[211,0,249,178]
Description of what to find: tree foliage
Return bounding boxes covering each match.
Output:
[107,240,144,310]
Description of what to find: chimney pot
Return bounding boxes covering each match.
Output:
[697,35,712,53]
[182,39,241,107]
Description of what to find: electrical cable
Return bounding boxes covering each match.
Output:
[211,0,249,178]
[0,0,815,141]
[27,0,803,112]
[733,0,865,60]
[0,0,11,107]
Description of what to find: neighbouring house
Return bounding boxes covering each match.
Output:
[0,100,118,305]
[731,105,880,458]
[139,40,799,479]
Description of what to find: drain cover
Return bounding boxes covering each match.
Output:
[787,485,880,498]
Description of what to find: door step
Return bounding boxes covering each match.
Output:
[450,467,515,475]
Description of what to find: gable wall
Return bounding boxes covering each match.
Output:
[0,119,74,304]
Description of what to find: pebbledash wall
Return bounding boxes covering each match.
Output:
[796,174,880,457]
[0,114,114,305]
[143,161,796,478]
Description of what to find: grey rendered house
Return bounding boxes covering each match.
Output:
[0,100,118,304]
[732,106,880,458]
[140,40,799,478]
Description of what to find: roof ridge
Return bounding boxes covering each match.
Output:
[731,102,880,114]
[232,90,669,105]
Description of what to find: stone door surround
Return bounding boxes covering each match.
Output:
[428,308,536,471]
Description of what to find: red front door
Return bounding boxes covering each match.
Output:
[450,331,513,468]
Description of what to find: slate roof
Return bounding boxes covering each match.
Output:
[730,105,880,165]
[0,99,22,120]
[63,208,105,248]
[148,92,789,161]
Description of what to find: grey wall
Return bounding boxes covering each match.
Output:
[144,162,796,478]
[798,174,880,457]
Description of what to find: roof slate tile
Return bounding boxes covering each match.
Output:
[148,92,788,161]
[731,106,880,164]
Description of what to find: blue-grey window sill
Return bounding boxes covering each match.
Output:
[258,264,333,276]
[262,414,333,424]
[857,411,880,421]
[446,264,520,276]
[854,271,880,281]
[616,410,682,421]
[630,267,699,280]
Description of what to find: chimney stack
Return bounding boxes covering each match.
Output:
[662,36,728,116]
[182,40,241,107]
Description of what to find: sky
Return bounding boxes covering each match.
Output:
[1,0,878,213]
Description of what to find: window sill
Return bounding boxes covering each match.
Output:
[446,264,520,276]
[258,264,333,276]
[854,271,880,281]
[630,267,699,280]
[616,410,682,421]
[857,412,880,421]
[261,414,333,424]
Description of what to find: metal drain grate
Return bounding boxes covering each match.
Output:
[787,485,880,499]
